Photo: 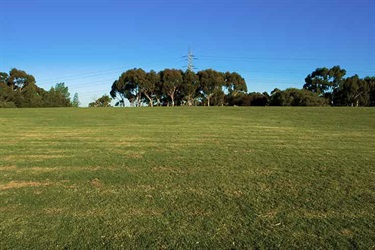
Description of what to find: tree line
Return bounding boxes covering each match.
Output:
[108,66,374,107]
[109,68,247,107]
[1,66,374,108]
[0,68,79,108]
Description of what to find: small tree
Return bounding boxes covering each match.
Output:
[55,83,71,100]
[71,93,80,107]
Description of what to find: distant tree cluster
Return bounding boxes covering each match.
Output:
[0,68,79,108]
[110,69,247,107]
[110,66,374,107]
[228,89,327,106]
[88,95,112,107]
[303,66,375,107]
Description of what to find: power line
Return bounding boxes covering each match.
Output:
[36,67,125,86]
[198,55,334,61]
[78,90,110,97]
[34,54,374,87]
[197,55,375,74]
[35,58,182,87]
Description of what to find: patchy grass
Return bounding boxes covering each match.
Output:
[0,181,53,190]
[0,107,374,249]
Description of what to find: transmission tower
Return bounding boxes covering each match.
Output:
[187,48,194,71]
[183,47,197,71]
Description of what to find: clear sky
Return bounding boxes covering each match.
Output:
[1,0,374,106]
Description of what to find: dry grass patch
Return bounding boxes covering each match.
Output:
[28,167,57,172]
[188,209,211,217]
[126,153,144,159]
[300,210,373,219]
[70,208,162,218]
[4,166,121,173]
[19,130,93,138]
[4,154,67,162]
[0,205,18,212]
[340,229,354,236]
[23,154,66,159]
[251,125,294,131]
[0,181,52,190]
[44,208,65,215]
[0,166,17,171]
[17,132,43,138]
[112,141,133,147]
[91,178,102,188]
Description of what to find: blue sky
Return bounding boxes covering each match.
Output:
[1,0,374,106]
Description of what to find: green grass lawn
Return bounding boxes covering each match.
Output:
[0,107,374,249]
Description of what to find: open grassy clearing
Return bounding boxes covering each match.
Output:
[0,107,374,249]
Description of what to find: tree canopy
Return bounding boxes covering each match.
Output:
[89,95,112,107]
[0,68,73,108]
[110,68,249,107]
[303,66,374,107]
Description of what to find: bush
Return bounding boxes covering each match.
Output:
[0,101,17,108]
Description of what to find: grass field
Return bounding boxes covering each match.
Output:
[0,107,374,249]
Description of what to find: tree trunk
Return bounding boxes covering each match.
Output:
[144,93,153,107]
[135,95,139,107]
[171,95,175,107]
[169,88,176,107]
[187,97,193,106]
